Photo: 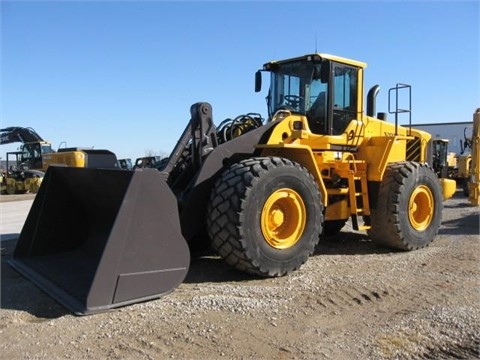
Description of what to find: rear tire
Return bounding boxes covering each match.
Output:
[207,157,323,277]
[368,162,443,250]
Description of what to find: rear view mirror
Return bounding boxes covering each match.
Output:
[255,71,262,92]
[320,60,331,83]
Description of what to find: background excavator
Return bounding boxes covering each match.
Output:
[0,126,118,194]
[9,53,456,314]
[0,127,52,194]
[0,126,54,169]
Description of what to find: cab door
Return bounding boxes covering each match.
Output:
[329,63,359,135]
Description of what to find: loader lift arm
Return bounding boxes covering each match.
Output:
[161,102,275,244]
[160,103,218,194]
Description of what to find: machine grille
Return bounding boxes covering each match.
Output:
[406,137,421,162]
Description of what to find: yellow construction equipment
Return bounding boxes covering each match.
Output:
[4,151,43,194]
[1,127,118,194]
[9,53,456,314]
[0,171,6,194]
[432,138,457,178]
[133,156,162,169]
[0,126,118,170]
[467,109,480,205]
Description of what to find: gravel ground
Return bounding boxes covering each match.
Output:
[0,190,479,359]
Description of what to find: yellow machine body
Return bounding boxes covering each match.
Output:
[5,176,42,195]
[42,150,88,168]
[256,53,453,228]
[40,148,118,169]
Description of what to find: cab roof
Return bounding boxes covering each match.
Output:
[263,53,367,69]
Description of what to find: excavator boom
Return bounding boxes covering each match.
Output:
[0,126,44,144]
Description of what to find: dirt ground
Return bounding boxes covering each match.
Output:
[1,191,479,359]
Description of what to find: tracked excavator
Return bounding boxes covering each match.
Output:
[1,126,118,193]
[0,127,52,193]
[0,126,118,170]
[9,53,457,314]
[0,127,54,169]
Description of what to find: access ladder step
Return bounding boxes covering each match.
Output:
[351,214,371,231]
[347,165,371,231]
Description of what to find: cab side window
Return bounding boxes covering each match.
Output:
[307,79,328,134]
[332,65,358,135]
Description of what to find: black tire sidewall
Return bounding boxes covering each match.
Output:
[396,164,443,248]
[241,164,322,269]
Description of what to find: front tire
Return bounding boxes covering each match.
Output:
[207,157,323,277]
[368,162,443,250]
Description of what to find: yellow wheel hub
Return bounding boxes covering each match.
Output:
[261,188,306,249]
[408,185,434,231]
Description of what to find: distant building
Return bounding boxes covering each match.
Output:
[405,121,472,154]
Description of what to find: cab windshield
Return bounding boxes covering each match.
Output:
[267,60,326,119]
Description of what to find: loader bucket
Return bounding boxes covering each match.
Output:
[9,166,190,315]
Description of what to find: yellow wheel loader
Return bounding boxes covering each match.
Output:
[9,53,456,315]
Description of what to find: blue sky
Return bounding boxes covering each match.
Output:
[1,0,479,161]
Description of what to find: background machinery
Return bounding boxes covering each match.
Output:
[0,126,118,193]
[467,109,480,205]
[0,126,54,169]
[0,126,118,170]
[117,158,133,170]
[3,151,44,195]
[432,138,457,178]
[456,121,475,195]
[9,53,456,314]
[0,127,51,194]
[133,156,163,169]
[431,114,479,201]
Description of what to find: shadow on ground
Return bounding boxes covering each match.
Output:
[185,229,393,284]
[314,231,391,256]
[439,213,479,236]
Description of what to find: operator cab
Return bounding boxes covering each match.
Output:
[256,54,365,136]
[20,141,54,170]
